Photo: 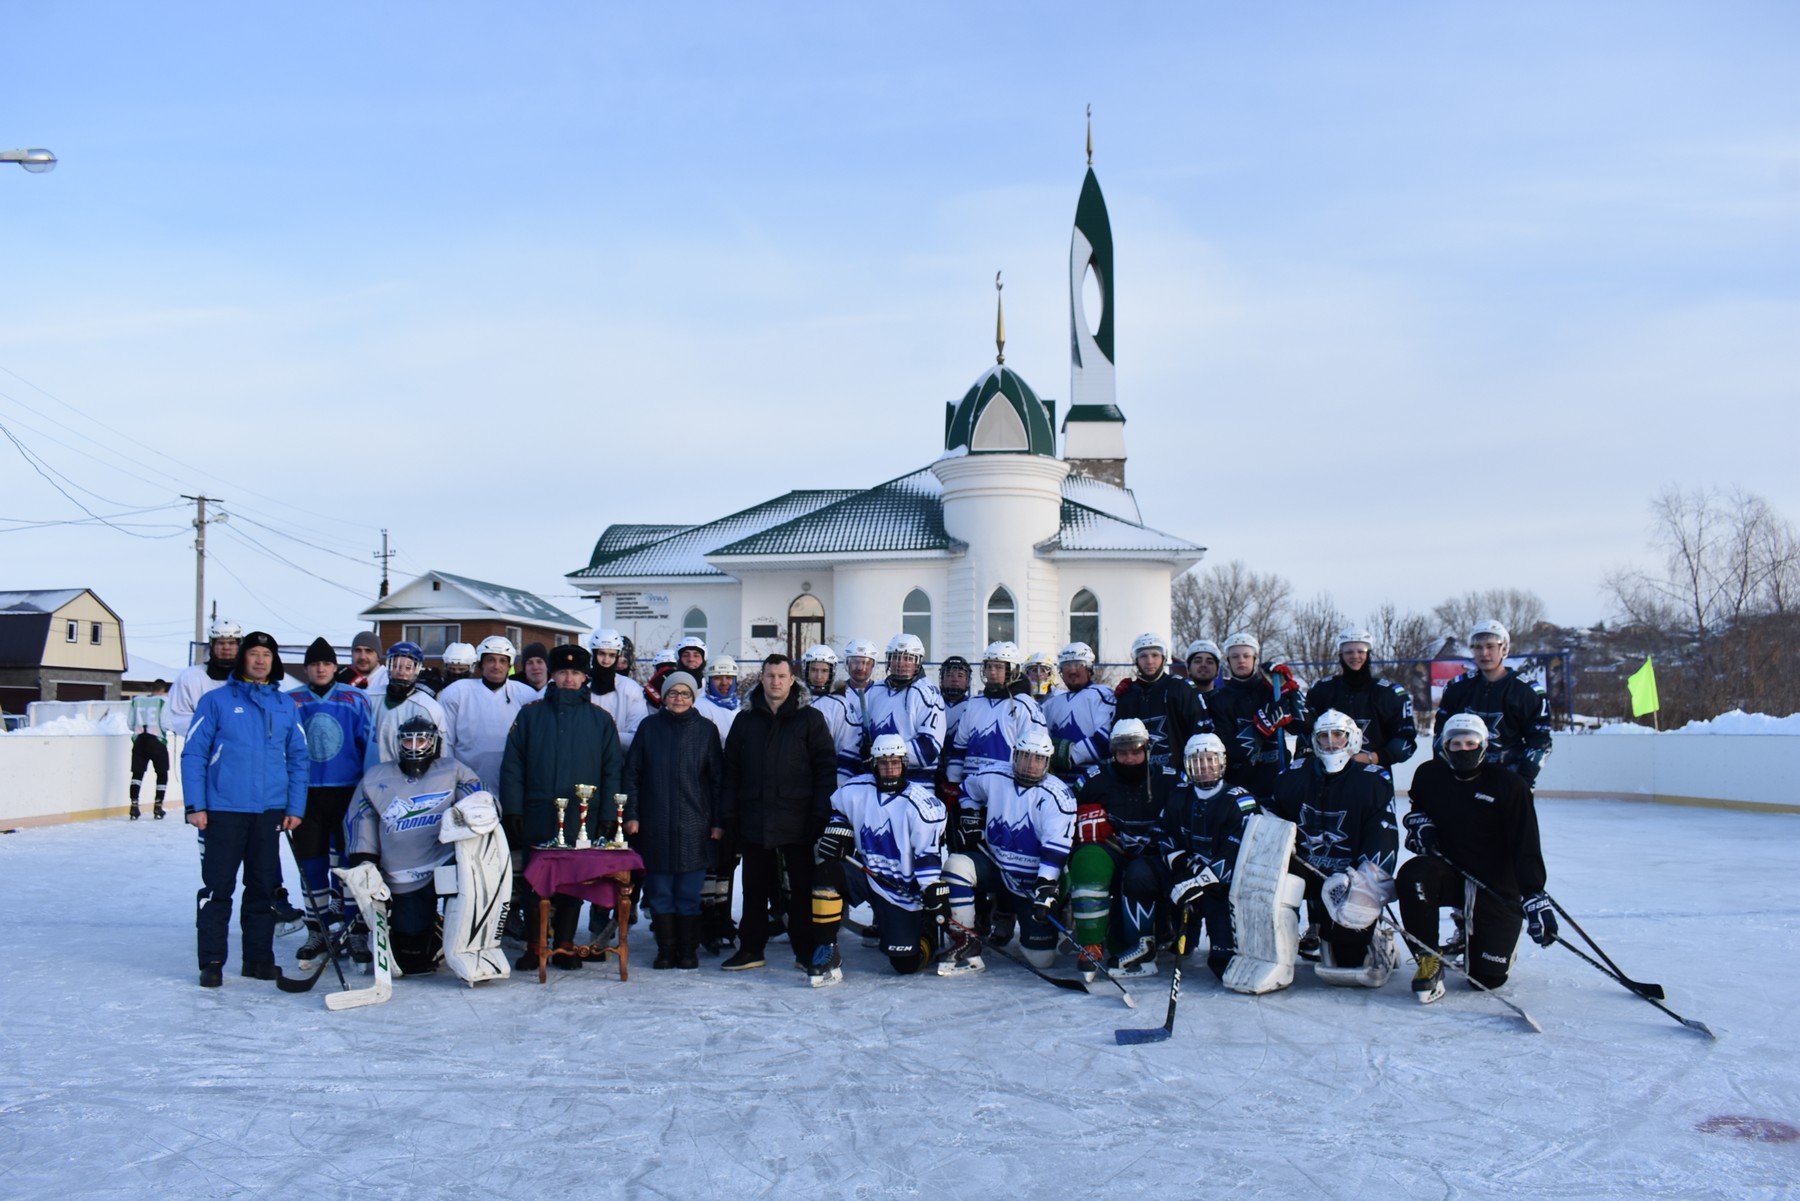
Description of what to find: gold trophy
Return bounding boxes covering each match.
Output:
[552,797,570,849]
[606,793,630,850]
[573,785,596,849]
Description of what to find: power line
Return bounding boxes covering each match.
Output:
[215,524,372,598]
[228,512,380,570]
[206,550,312,633]
[0,419,177,539]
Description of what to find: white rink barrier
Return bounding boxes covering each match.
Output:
[0,734,187,828]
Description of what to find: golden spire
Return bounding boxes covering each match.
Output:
[1086,103,1092,166]
[995,271,1006,364]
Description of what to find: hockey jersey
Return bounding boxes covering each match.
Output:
[1434,668,1553,785]
[863,677,946,781]
[1268,759,1397,877]
[365,687,448,771]
[1113,671,1212,768]
[1303,670,1418,767]
[1043,682,1116,781]
[289,682,373,789]
[589,675,648,750]
[1155,781,1258,883]
[828,776,946,910]
[167,662,229,734]
[963,768,1077,899]
[1071,761,1177,856]
[348,757,484,894]
[440,677,541,792]
[811,689,864,785]
[948,691,1046,784]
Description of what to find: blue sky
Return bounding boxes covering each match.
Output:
[3,3,1796,666]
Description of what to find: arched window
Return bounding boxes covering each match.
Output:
[787,594,824,661]
[902,588,932,659]
[986,586,1016,645]
[1069,588,1100,652]
[683,607,708,644]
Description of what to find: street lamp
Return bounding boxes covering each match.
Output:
[2,149,57,173]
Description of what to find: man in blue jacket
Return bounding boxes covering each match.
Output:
[181,630,310,988]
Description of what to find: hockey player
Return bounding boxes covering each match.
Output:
[807,734,949,986]
[841,638,882,757]
[1434,620,1553,790]
[364,641,447,771]
[337,630,383,691]
[1113,633,1212,770]
[644,645,683,708]
[941,727,1077,975]
[1043,641,1115,784]
[586,628,647,750]
[862,634,945,786]
[938,655,972,711]
[1065,719,1179,978]
[289,638,373,966]
[947,641,1045,788]
[440,636,538,790]
[167,617,241,733]
[440,642,478,688]
[1268,710,1400,988]
[696,655,742,741]
[343,715,485,975]
[1301,628,1417,769]
[1154,733,1258,979]
[1183,639,1222,695]
[1022,651,1057,700]
[1207,631,1304,801]
[127,679,172,819]
[1399,713,1553,1001]
[802,644,864,786]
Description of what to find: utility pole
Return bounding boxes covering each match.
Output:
[181,495,226,649]
[375,529,395,598]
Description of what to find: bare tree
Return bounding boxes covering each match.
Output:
[1171,560,1292,650]
[1366,601,1438,660]
[1434,588,1547,643]
[1604,486,1800,638]
[1276,591,1347,665]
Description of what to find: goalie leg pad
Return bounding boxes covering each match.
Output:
[1066,843,1117,948]
[1223,813,1303,995]
[440,831,513,985]
[1314,923,1395,989]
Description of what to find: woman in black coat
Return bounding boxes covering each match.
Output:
[623,672,723,969]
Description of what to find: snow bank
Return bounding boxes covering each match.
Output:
[6,712,131,737]
[1592,709,1800,736]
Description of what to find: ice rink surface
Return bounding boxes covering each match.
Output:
[2,798,1796,1200]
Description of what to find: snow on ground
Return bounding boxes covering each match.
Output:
[2,800,1796,1201]
[1591,710,1800,736]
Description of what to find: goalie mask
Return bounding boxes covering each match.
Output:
[1012,727,1054,788]
[1311,709,1363,773]
[870,733,909,794]
[397,714,442,778]
[1183,732,1227,788]
[1439,712,1489,776]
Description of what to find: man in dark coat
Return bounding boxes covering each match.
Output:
[719,654,838,972]
[499,644,623,970]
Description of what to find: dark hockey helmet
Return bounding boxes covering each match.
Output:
[397,714,442,778]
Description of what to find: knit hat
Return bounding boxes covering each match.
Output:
[522,641,549,664]
[661,671,699,699]
[547,644,590,675]
[350,630,381,653]
[304,637,337,666]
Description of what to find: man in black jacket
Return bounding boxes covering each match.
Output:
[499,644,623,970]
[719,655,837,972]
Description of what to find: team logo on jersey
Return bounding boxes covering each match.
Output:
[382,790,450,833]
[1298,804,1350,862]
[304,712,345,762]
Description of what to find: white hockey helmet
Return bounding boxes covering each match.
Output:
[1336,628,1375,654]
[1184,638,1222,665]
[1058,641,1096,667]
[870,732,909,792]
[1312,709,1364,773]
[801,643,839,667]
[442,641,478,668]
[1011,726,1055,787]
[870,733,909,762]
[705,655,738,680]
[1223,631,1261,658]
[1110,717,1151,754]
[676,635,708,656]
[1183,732,1227,786]
[886,632,925,661]
[844,639,881,664]
[587,627,626,653]
[475,635,516,663]
[1024,651,1056,672]
[1131,632,1169,660]
[654,647,678,666]
[1468,619,1509,648]
[982,640,1024,668]
[208,618,243,642]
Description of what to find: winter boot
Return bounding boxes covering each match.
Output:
[1116,936,1160,979]
[674,915,701,970]
[651,914,678,970]
[721,944,765,971]
[199,962,224,988]
[807,941,844,988]
[1413,954,1446,1004]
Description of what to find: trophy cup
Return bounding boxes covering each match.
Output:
[552,797,570,849]
[605,793,630,850]
[573,785,596,849]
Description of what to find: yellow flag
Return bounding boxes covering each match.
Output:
[1627,656,1659,717]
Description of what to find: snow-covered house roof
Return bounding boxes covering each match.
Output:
[1039,500,1205,562]
[569,491,861,581]
[359,570,586,633]
[0,589,86,615]
[1059,473,1142,524]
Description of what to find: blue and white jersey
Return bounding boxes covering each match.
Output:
[863,677,946,781]
[1042,682,1115,781]
[289,682,373,790]
[963,768,1076,899]
[812,690,864,786]
[829,776,945,910]
[347,757,483,894]
[948,692,1046,784]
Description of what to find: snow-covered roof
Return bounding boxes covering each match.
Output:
[585,524,694,569]
[570,491,861,580]
[1039,500,1205,561]
[710,470,961,559]
[0,589,86,614]
[360,571,586,631]
[1059,473,1142,524]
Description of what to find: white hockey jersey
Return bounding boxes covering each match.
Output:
[963,768,1077,899]
[862,677,946,780]
[366,688,449,770]
[589,677,648,750]
[439,677,540,791]
[812,690,864,785]
[829,776,945,910]
[166,663,227,734]
[948,691,1047,785]
[1042,682,1116,781]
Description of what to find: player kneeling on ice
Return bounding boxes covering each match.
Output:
[338,715,493,984]
[1398,713,1553,1004]
[1065,719,1179,980]
[1154,733,1258,980]
[1268,710,1400,988]
[940,727,1077,976]
[806,734,949,986]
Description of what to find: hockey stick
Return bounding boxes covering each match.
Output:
[1546,897,1665,1000]
[1042,912,1136,1008]
[277,831,349,995]
[324,902,395,1010]
[1116,932,1184,1044]
[1549,934,1714,1039]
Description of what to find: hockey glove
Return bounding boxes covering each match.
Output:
[921,879,951,922]
[1114,677,1132,700]
[1030,878,1061,922]
[815,815,856,863]
[935,777,961,807]
[1252,705,1289,737]
[1402,810,1439,856]
[1268,660,1301,695]
[951,808,986,853]
[1523,891,1558,947]
[1168,856,1222,909]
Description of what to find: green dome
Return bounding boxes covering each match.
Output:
[943,365,1056,457]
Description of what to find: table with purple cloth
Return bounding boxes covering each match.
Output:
[522,848,644,983]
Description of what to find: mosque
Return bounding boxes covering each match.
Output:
[567,131,1205,666]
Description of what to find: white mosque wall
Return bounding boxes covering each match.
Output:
[829,562,952,659]
[934,453,1070,660]
[1072,560,1177,665]
[599,581,739,661]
